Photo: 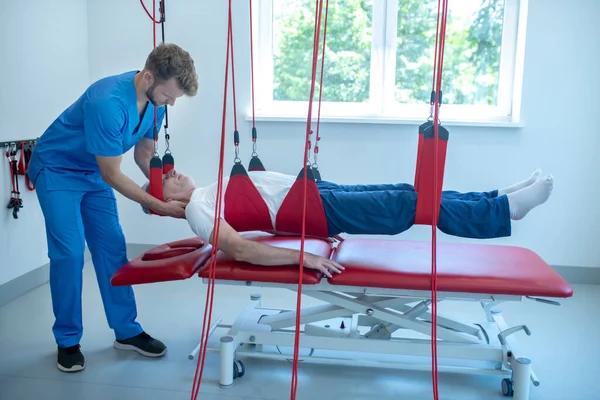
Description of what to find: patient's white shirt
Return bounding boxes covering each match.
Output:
[185,170,297,242]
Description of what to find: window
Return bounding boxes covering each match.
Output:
[252,0,526,125]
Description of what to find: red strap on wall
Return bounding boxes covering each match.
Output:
[17,142,35,191]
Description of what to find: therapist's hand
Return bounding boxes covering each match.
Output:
[157,200,187,219]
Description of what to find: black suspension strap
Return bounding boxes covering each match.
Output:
[158,0,174,172]
[247,0,266,172]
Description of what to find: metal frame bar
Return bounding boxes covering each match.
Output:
[195,279,547,399]
[0,138,38,150]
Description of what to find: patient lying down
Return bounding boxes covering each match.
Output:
[142,168,554,278]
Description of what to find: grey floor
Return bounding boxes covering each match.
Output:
[0,258,598,400]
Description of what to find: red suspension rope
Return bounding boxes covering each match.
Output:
[153,0,157,128]
[430,1,449,399]
[190,2,232,399]
[290,1,325,398]
[304,0,325,159]
[171,2,446,399]
[139,0,164,146]
[139,0,161,23]
[249,0,256,130]
[313,0,329,168]
[229,14,238,132]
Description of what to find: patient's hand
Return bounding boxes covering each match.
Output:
[303,253,345,278]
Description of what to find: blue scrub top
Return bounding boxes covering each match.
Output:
[28,70,166,191]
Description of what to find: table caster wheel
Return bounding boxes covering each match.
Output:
[502,378,514,397]
[233,360,245,379]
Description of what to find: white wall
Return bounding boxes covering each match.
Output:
[3,0,594,289]
[0,0,89,285]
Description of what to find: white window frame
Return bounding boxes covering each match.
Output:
[251,0,528,127]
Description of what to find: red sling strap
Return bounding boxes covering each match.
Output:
[413,24,450,226]
[275,166,329,238]
[222,13,330,238]
[218,0,326,239]
[276,0,330,240]
[414,118,449,225]
[223,160,273,233]
[220,6,272,233]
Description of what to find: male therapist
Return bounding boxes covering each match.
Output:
[27,43,199,372]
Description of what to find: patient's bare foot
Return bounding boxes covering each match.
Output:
[507,175,554,220]
[498,168,541,196]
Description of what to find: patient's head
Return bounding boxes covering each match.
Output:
[141,169,196,214]
[161,169,196,202]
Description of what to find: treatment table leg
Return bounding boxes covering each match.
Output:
[511,357,532,399]
[220,336,235,388]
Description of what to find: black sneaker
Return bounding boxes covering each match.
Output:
[114,331,167,357]
[57,344,85,372]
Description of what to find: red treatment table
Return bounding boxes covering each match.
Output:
[111,233,572,399]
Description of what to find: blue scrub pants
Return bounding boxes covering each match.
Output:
[317,180,511,239]
[35,170,142,348]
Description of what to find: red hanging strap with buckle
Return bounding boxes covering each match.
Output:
[17,141,36,191]
[222,2,273,234]
[276,0,329,242]
[158,0,174,174]
[413,0,450,227]
[310,0,329,181]
[5,143,22,219]
[247,0,266,172]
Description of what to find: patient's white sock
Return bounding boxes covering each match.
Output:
[507,175,554,220]
[498,168,541,196]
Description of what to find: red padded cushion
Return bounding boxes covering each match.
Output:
[198,232,332,284]
[111,237,211,286]
[329,239,573,298]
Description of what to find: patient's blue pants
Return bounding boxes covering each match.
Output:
[35,170,142,348]
[316,180,511,239]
